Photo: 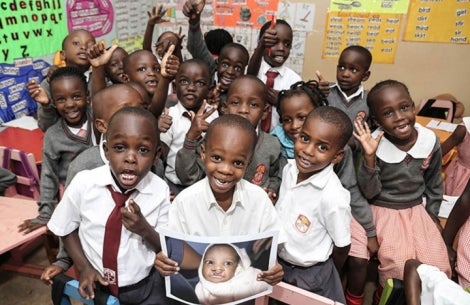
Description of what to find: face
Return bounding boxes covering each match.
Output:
[280,93,315,141]
[175,62,210,111]
[124,51,160,97]
[104,115,157,190]
[105,48,128,84]
[156,32,180,59]
[61,30,95,71]
[201,126,253,205]
[202,245,238,283]
[51,76,88,128]
[295,116,344,183]
[225,79,267,127]
[370,85,417,147]
[336,50,370,96]
[263,23,292,68]
[216,47,248,91]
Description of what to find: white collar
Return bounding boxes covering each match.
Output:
[203,177,244,212]
[373,123,435,163]
[260,58,287,77]
[462,117,470,132]
[287,160,334,189]
[331,83,364,102]
[95,164,153,195]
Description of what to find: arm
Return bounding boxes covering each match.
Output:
[154,240,202,276]
[143,5,167,52]
[87,42,118,96]
[267,140,281,200]
[441,124,466,156]
[175,138,206,186]
[332,245,350,273]
[246,27,277,76]
[404,259,422,305]
[31,79,59,132]
[423,140,444,218]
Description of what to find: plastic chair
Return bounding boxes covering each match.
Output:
[52,274,119,305]
[417,98,456,122]
[0,146,40,200]
[378,278,406,305]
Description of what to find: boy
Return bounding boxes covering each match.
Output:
[176,75,281,201]
[155,115,283,286]
[160,59,218,195]
[276,106,352,303]
[247,19,302,132]
[27,29,96,131]
[47,107,170,304]
[19,67,93,234]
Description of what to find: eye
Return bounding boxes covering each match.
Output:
[234,65,242,72]
[137,66,146,72]
[221,62,229,68]
[224,261,233,267]
[297,115,307,122]
[180,79,189,85]
[138,147,150,154]
[401,104,410,111]
[72,94,82,100]
[337,65,345,71]
[210,155,221,162]
[351,68,358,73]
[54,97,65,103]
[284,42,292,48]
[204,260,213,266]
[249,101,260,108]
[195,80,206,88]
[113,144,125,152]
[72,41,80,46]
[154,65,161,73]
[317,144,328,152]
[233,160,244,167]
[282,117,292,123]
[228,99,239,106]
[299,134,309,143]
[383,110,393,118]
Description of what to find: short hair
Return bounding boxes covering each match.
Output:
[61,29,94,49]
[123,49,158,73]
[219,43,249,63]
[308,106,353,148]
[204,29,233,55]
[259,19,292,40]
[107,106,159,141]
[178,58,211,79]
[92,84,142,120]
[49,66,87,92]
[227,75,268,106]
[276,80,328,118]
[341,45,372,70]
[367,79,411,111]
[205,114,257,156]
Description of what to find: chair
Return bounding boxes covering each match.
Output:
[378,278,406,305]
[254,281,341,304]
[417,98,456,122]
[52,274,119,305]
[0,146,40,200]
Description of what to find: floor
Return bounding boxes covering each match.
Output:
[0,245,377,305]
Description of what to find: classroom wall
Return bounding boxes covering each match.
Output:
[297,1,470,117]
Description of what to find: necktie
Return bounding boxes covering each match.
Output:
[102,185,133,296]
[260,70,279,132]
[77,128,87,138]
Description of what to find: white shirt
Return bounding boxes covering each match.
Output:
[166,177,282,236]
[257,59,302,133]
[160,102,218,185]
[48,165,171,286]
[276,161,351,267]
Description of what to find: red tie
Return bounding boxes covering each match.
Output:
[260,70,279,132]
[77,128,87,138]
[103,185,133,296]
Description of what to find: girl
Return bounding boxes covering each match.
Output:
[354,79,451,302]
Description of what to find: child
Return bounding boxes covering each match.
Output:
[18,67,93,234]
[276,106,353,303]
[404,259,470,305]
[195,243,270,305]
[155,115,283,286]
[442,179,470,291]
[47,106,170,303]
[441,117,470,196]
[160,59,217,195]
[175,75,281,201]
[247,19,302,132]
[27,29,96,131]
[354,79,451,302]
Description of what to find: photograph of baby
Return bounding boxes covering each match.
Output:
[158,228,279,305]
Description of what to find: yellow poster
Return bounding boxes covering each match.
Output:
[404,0,470,43]
[322,12,402,64]
[329,0,410,13]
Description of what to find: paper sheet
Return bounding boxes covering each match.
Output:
[3,115,38,130]
[426,119,458,133]
[438,195,460,218]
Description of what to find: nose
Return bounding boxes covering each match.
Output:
[238,103,249,114]
[125,150,137,163]
[64,98,75,109]
[212,264,223,272]
[292,119,303,131]
[218,162,232,175]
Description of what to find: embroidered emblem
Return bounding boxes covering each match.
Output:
[421,151,433,169]
[103,268,116,285]
[252,164,266,185]
[295,214,311,233]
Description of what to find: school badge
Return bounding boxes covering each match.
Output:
[295,214,311,233]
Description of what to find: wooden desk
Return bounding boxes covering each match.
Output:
[0,127,44,164]
[0,196,47,277]
[416,115,454,143]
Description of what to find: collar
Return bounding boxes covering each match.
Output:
[203,177,244,212]
[95,165,153,195]
[260,58,287,77]
[373,123,435,163]
[331,83,364,102]
[174,102,191,117]
[287,160,334,189]
[463,117,470,132]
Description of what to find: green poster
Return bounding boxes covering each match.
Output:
[0,0,67,63]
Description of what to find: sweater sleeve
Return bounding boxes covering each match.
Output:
[187,22,216,73]
[175,137,206,186]
[423,139,444,216]
[357,156,382,201]
[37,79,59,132]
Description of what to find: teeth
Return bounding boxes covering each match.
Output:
[216,178,228,185]
[274,56,284,62]
[121,173,135,180]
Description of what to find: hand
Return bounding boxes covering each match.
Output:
[41,265,65,285]
[158,107,173,133]
[257,262,283,286]
[315,70,330,97]
[27,80,49,105]
[266,88,278,107]
[147,4,168,26]
[46,65,59,82]
[160,44,179,79]
[259,28,278,50]
[18,218,45,234]
[121,199,149,236]
[78,266,108,300]
[154,251,180,276]
[353,120,383,158]
[87,41,118,68]
[183,0,205,21]
[264,187,277,204]
[186,100,217,141]
[446,245,457,280]
[367,236,379,258]
[206,83,221,107]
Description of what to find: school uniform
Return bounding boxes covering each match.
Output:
[276,160,351,303]
[48,165,171,304]
[327,84,369,124]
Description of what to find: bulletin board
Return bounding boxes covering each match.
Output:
[0,0,469,118]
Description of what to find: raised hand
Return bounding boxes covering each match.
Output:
[183,0,205,21]
[27,80,49,105]
[160,44,179,79]
[206,83,221,108]
[147,4,168,26]
[315,70,330,97]
[186,100,217,141]
[158,107,173,133]
[353,120,383,157]
[87,41,118,68]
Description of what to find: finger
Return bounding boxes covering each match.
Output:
[164,44,175,57]
[375,130,385,142]
[202,105,217,118]
[178,26,182,37]
[189,110,195,120]
[315,70,325,82]
[164,107,169,116]
[196,100,207,115]
[107,44,119,55]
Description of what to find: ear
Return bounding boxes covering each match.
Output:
[103,141,110,161]
[60,50,66,61]
[95,119,108,134]
[362,71,371,82]
[331,148,345,165]
[121,73,130,83]
[200,143,206,162]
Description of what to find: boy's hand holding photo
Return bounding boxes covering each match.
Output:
[154,251,180,276]
[186,100,217,141]
[256,262,284,286]
[18,220,45,234]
